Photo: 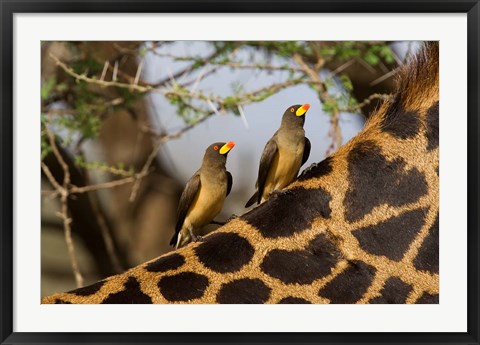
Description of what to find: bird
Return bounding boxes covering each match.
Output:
[170,141,235,249]
[245,104,311,207]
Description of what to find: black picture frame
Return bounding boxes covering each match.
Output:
[1,1,479,344]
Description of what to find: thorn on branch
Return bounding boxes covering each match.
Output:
[50,53,152,93]
[237,105,249,129]
[207,99,222,117]
[133,58,144,86]
[369,67,399,86]
[112,61,118,81]
[100,60,109,81]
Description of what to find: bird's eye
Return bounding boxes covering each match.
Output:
[290,107,295,112]
[214,145,219,150]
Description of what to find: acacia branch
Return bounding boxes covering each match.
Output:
[41,162,63,192]
[69,176,137,194]
[151,52,303,73]
[147,47,236,88]
[43,127,84,288]
[50,53,153,93]
[293,53,342,156]
[51,53,311,112]
[341,93,392,113]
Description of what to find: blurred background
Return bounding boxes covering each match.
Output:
[41,40,418,297]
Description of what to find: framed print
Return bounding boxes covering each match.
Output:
[1,1,479,344]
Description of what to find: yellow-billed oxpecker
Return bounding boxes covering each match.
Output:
[170,141,235,249]
[245,104,311,207]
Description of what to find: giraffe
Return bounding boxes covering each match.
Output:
[42,42,439,304]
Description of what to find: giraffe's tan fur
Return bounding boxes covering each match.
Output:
[42,42,439,304]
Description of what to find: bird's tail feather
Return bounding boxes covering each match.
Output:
[169,233,177,246]
[245,191,258,208]
[175,234,182,249]
[173,232,190,249]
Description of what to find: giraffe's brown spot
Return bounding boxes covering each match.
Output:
[54,299,71,304]
[425,101,439,151]
[69,280,105,296]
[298,156,333,181]
[345,141,428,222]
[278,297,312,304]
[261,249,332,284]
[145,253,185,273]
[369,277,412,304]
[242,187,331,238]
[380,102,421,139]
[159,272,208,302]
[415,292,439,304]
[413,214,439,274]
[102,277,152,304]
[309,233,342,258]
[217,278,271,304]
[195,232,254,273]
[319,260,376,304]
[260,234,340,284]
[353,208,427,261]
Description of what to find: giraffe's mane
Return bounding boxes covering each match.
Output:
[395,42,439,113]
[365,42,439,132]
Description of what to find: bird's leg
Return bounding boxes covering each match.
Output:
[188,227,202,242]
[188,227,196,240]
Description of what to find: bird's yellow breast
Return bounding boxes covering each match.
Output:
[262,139,304,201]
[184,173,226,231]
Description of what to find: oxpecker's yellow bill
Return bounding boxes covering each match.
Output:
[296,103,310,116]
[220,141,235,154]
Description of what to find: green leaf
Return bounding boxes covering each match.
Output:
[364,51,380,66]
[322,98,339,115]
[319,47,336,58]
[323,78,335,90]
[56,82,68,93]
[71,58,103,75]
[339,75,354,92]
[138,47,148,57]
[223,96,239,109]
[191,57,206,69]
[320,42,362,61]
[379,45,396,64]
[348,96,358,107]
[41,136,52,160]
[41,77,56,101]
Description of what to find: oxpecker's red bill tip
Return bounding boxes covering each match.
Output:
[219,141,235,154]
[296,103,310,116]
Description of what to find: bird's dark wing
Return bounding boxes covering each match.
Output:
[170,173,201,246]
[226,171,233,196]
[302,137,311,166]
[256,138,278,204]
[244,191,258,208]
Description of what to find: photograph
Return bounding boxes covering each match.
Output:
[39,40,439,304]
